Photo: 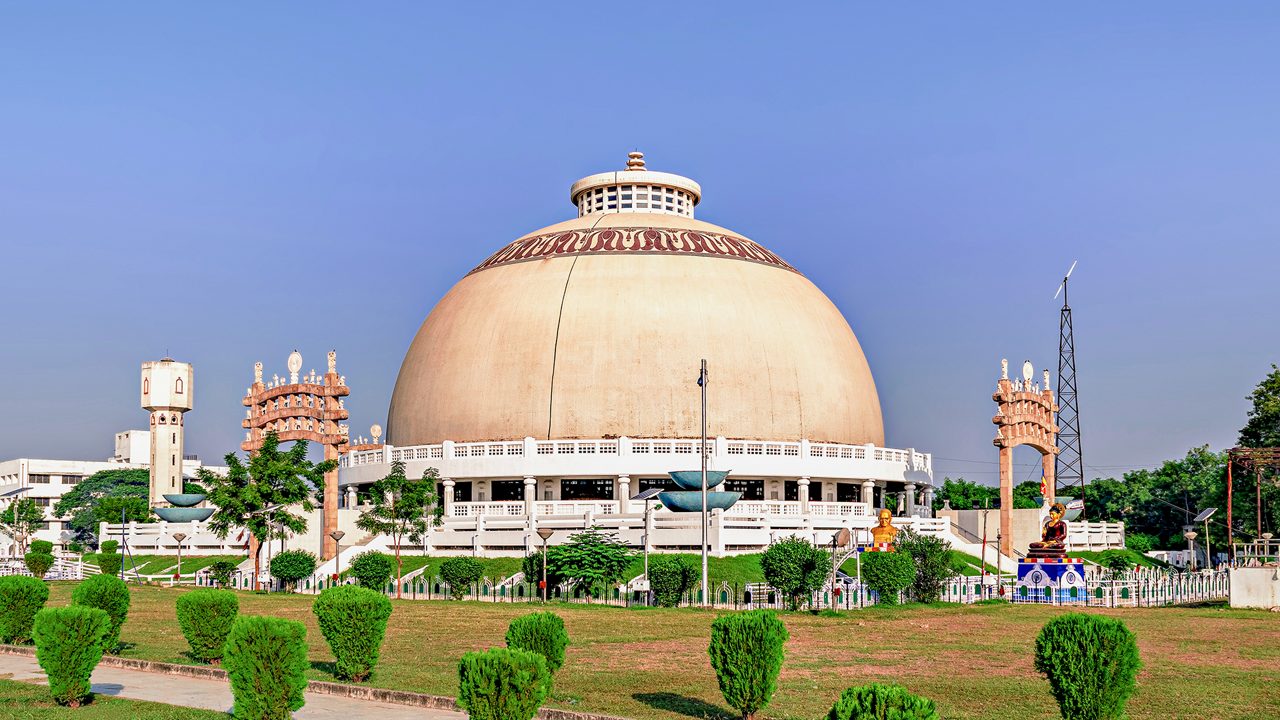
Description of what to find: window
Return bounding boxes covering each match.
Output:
[143,378,149,394]
[29,474,50,484]
[560,478,614,500]
[784,480,822,502]
[60,475,82,485]
[724,479,765,501]
[491,480,523,501]
[836,482,861,503]
[175,377,184,394]
[33,497,51,507]
[638,477,678,492]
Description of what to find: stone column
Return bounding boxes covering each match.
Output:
[442,478,456,517]
[523,476,537,517]
[797,477,811,514]
[1042,453,1056,505]
[617,475,631,514]
[922,486,934,517]
[999,446,1013,556]
[904,483,917,517]
[861,479,875,507]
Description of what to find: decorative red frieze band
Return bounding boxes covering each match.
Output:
[468,227,799,275]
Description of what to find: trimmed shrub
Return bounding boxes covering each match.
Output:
[29,540,54,555]
[505,612,569,674]
[760,536,832,610]
[223,615,309,719]
[209,560,238,588]
[67,541,85,554]
[826,683,939,720]
[456,647,551,720]
[1034,613,1141,720]
[861,552,915,605]
[175,589,239,663]
[99,540,119,555]
[441,557,484,600]
[97,553,123,577]
[1124,532,1157,554]
[33,605,111,707]
[349,551,394,591]
[269,549,317,591]
[71,574,131,652]
[1099,550,1135,573]
[0,576,50,644]
[894,529,953,603]
[24,551,55,579]
[648,555,698,607]
[312,585,392,682]
[707,609,789,720]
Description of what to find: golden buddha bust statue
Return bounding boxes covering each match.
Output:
[870,508,899,547]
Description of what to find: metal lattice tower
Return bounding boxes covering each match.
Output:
[1055,267,1085,514]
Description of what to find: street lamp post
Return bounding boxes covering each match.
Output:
[536,528,554,602]
[329,530,345,584]
[699,359,709,608]
[1184,528,1198,571]
[172,532,187,584]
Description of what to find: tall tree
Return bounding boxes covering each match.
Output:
[196,431,335,590]
[355,460,443,597]
[0,498,46,555]
[52,468,151,545]
[1240,364,1280,448]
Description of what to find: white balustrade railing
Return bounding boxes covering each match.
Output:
[1065,521,1125,550]
[340,436,932,476]
[534,500,619,516]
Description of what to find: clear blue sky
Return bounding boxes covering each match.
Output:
[2,4,1278,487]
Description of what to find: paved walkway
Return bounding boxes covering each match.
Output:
[0,654,466,719]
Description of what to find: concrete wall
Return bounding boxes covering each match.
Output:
[1229,567,1280,609]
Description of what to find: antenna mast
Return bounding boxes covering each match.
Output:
[1054,261,1085,516]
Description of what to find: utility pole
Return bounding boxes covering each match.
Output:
[699,359,709,608]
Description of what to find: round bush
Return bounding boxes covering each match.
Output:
[99,540,119,555]
[33,605,111,707]
[827,683,939,720]
[441,557,484,600]
[224,615,309,719]
[1035,613,1141,720]
[24,551,55,579]
[648,555,698,607]
[349,551,394,591]
[761,536,832,610]
[0,576,50,644]
[97,554,123,577]
[456,647,551,720]
[312,585,392,682]
[708,609,789,719]
[861,552,915,605]
[29,540,54,555]
[176,589,239,663]
[71,574,131,652]
[505,612,569,674]
[269,549,318,591]
[208,560,238,588]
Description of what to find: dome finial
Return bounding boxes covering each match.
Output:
[625,151,645,171]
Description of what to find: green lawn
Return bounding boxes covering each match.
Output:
[84,555,246,576]
[0,679,223,719]
[1072,548,1170,569]
[34,581,1280,720]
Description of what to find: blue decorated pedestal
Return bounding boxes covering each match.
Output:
[1013,558,1086,604]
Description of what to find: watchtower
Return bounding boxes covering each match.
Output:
[141,358,194,506]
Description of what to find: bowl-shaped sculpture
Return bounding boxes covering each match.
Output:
[162,494,207,508]
[153,506,214,522]
[667,470,730,491]
[658,490,741,512]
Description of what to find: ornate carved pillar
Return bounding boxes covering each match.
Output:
[797,476,811,514]
[617,475,631,514]
[861,479,875,506]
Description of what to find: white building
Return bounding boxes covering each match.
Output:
[0,430,225,553]
[335,152,943,559]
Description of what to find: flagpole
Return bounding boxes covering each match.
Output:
[700,358,709,608]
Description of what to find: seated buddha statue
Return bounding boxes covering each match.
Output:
[1027,502,1068,559]
[869,508,899,548]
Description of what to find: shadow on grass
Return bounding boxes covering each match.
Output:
[632,692,734,719]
